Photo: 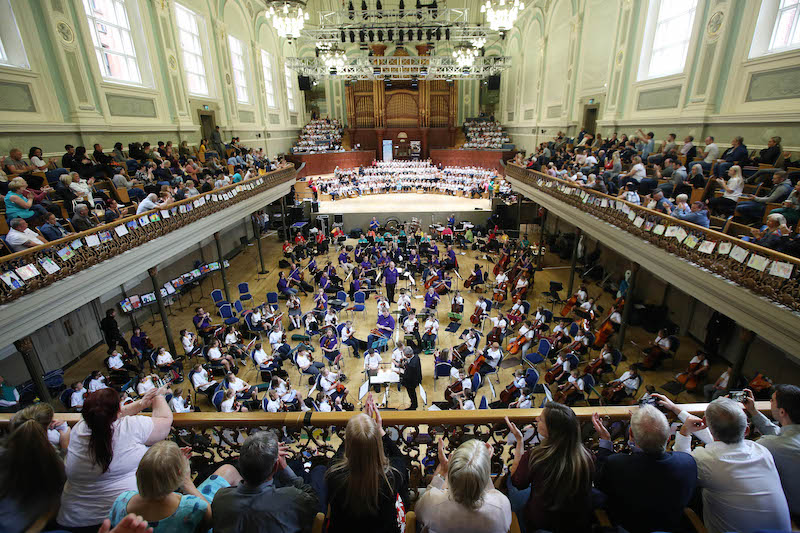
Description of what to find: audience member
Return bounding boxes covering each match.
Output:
[5,218,45,252]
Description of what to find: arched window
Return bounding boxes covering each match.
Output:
[750,0,800,57]
[83,0,150,85]
[261,50,277,108]
[0,0,28,69]
[228,35,250,104]
[174,3,212,97]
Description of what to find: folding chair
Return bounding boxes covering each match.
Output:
[238,282,253,306]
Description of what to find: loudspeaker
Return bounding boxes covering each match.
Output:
[298,75,312,91]
[334,214,344,224]
[488,75,501,90]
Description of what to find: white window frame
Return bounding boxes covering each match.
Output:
[83,0,151,86]
[174,2,213,97]
[637,0,699,81]
[0,0,29,69]
[261,49,277,108]
[228,35,250,104]
[750,0,800,57]
[285,65,296,112]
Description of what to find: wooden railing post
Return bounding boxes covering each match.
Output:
[148,267,178,357]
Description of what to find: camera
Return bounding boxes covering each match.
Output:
[638,393,659,407]
[729,390,747,403]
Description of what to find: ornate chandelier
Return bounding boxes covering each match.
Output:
[453,45,479,69]
[321,46,347,71]
[471,36,487,49]
[267,1,309,39]
[479,0,523,31]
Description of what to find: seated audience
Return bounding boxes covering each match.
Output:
[5,218,45,252]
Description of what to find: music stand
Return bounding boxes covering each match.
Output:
[543,281,564,311]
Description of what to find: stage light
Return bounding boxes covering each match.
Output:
[350,30,356,42]
[445,28,450,40]
[368,30,374,41]
[378,30,383,41]
[359,30,365,42]
[417,29,422,40]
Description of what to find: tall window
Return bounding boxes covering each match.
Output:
[769,0,800,52]
[228,35,249,104]
[0,0,30,69]
[261,50,277,107]
[285,66,296,112]
[638,0,698,80]
[83,0,142,84]
[174,3,209,96]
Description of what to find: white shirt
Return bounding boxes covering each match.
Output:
[579,301,592,311]
[324,312,337,326]
[462,400,476,410]
[181,334,195,353]
[320,374,337,394]
[207,347,223,360]
[253,348,270,366]
[71,388,86,408]
[108,353,124,370]
[415,475,512,533]
[227,377,248,393]
[224,332,239,345]
[490,317,507,331]
[424,318,439,335]
[57,415,154,526]
[296,352,312,369]
[266,398,282,412]
[485,347,502,368]
[318,399,332,412]
[341,326,353,341]
[617,371,640,394]
[567,374,585,391]
[517,396,532,409]
[88,377,107,392]
[137,378,155,395]
[170,396,191,413]
[5,227,44,252]
[156,351,173,365]
[220,397,236,412]
[674,436,791,533]
[403,317,418,334]
[688,355,709,369]
[630,163,646,181]
[391,348,405,368]
[191,368,214,390]
[704,143,719,163]
[610,312,622,324]
[268,330,284,349]
[365,352,382,370]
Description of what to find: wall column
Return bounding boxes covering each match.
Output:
[730,329,756,391]
[616,263,639,351]
[148,267,178,357]
[213,232,232,302]
[252,215,268,275]
[567,228,582,296]
[13,337,51,403]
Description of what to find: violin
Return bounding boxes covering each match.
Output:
[468,352,486,377]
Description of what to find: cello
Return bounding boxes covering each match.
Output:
[444,379,464,402]
[493,250,510,275]
[424,273,439,290]
[545,361,565,384]
[676,358,708,392]
[468,351,486,377]
[560,295,578,317]
[487,326,502,345]
[470,304,484,325]
[463,272,476,288]
[493,281,508,303]
[592,298,623,349]
[506,332,527,355]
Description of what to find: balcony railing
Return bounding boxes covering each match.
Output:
[0,403,771,487]
[0,167,295,304]
[506,163,800,312]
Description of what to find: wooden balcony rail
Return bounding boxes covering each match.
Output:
[0,166,295,304]
[506,163,800,311]
[0,402,771,491]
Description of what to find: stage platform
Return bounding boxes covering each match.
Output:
[318,193,491,213]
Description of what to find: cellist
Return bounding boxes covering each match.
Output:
[494,268,509,301]
[640,329,672,370]
[587,343,616,378]
[507,299,526,327]
[511,272,529,301]
[675,351,709,392]
[468,263,484,291]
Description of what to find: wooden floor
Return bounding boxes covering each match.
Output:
[60,204,717,412]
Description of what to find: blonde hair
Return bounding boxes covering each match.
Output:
[729,165,743,180]
[136,440,188,499]
[326,413,391,515]
[448,439,491,511]
[8,177,27,192]
[10,403,54,432]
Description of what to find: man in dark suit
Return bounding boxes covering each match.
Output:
[592,405,697,533]
[400,346,422,410]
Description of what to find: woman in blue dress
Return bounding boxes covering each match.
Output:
[109,440,242,533]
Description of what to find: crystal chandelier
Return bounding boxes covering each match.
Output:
[471,37,487,49]
[453,45,478,69]
[267,1,309,39]
[479,0,523,31]
[322,46,347,71]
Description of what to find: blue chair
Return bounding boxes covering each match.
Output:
[524,339,551,368]
[350,291,366,320]
[202,346,226,376]
[433,361,453,391]
[582,373,602,404]
[211,289,229,309]
[521,301,531,315]
[234,300,245,316]
[59,388,75,410]
[484,353,503,384]
[479,396,489,409]
[238,282,253,305]
[471,372,482,391]
[244,312,266,338]
[211,388,225,411]
[567,321,579,338]
[266,292,279,312]
[567,354,580,372]
[219,304,239,326]
[187,369,200,404]
[542,309,553,323]
[524,368,539,389]
[333,290,348,313]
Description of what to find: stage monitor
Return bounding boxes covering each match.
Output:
[298,75,312,91]
[488,75,501,91]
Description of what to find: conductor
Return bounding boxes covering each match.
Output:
[399,346,422,410]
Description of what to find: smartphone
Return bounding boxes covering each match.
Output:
[729,390,747,403]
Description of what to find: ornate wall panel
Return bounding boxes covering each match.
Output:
[745,66,800,102]
[106,94,158,118]
[636,86,682,110]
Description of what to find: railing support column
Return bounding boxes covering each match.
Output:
[13,336,51,402]
[280,196,288,242]
[536,209,547,271]
[567,228,582,297]
[730,329,755,392]
[213,232,232,302]
[616,263,639,351]
[148,267,178,357]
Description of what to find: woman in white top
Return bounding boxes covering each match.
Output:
[155,347,182,375]
[55,387,172,531]
[189,364,219,400]
[206,339,235,373]
[168,388,192,413]
[225,372,254,400]
[416,439,511,533]
[88,371,109,393]
[324,308,338,327]
[264,390,283,412]
[69,175,95,207]
[709,164,744,216]
[220,388,246,412]
[137,374,158,396]
[180,329,200,359]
